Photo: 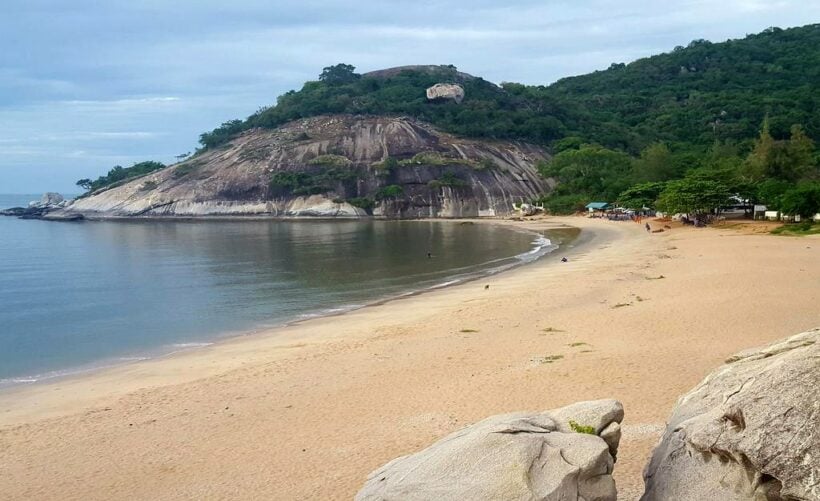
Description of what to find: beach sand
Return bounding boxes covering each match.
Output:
[0,216,817,500]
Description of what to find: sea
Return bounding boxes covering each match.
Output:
[0,194,570,387]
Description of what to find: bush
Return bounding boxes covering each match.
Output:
[172,162,200,179]
[779,183,820,218]
[77,160,166,192]
[428,172,466,189]
[541,194,588,214]
[309,154,352,168]
[344,197,376,211]
[375,185,404,200]
[569,420,596,435]
[401,151,468,167]
[371,157,399,174]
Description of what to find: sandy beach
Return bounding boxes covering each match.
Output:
[1,216,817,500]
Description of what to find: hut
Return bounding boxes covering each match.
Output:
[585,202,610,217]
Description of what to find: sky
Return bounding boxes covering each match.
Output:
[1,0,819,193]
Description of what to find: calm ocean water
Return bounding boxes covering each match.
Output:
[0,194,570,386]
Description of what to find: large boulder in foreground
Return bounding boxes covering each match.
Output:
[642,328,820,501]
[356,399,623,501]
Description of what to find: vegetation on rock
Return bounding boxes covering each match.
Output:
[76,161,165,193]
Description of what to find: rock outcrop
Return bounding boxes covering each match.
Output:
[356,399,623,501]
[426,83,465,103]
[642,328,820,501]
[55,115,549,219]
[1,192,77,219]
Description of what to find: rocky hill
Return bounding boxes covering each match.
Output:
[57,115,549,218]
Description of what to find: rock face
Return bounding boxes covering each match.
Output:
[642,328,820,501]
[55,115,549,219]
[356,399,623,501]
[426,83,465,103]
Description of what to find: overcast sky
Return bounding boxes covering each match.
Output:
[1,0,818,193]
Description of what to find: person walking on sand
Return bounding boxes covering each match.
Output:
[645,223,651,232]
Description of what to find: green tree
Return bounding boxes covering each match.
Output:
[539,145,632,201]
[319,64,360,85]
[656,178,731,216]
[75,178,93,191]
[779,183,820,218]
[631,143,678,182]
[617,182,666,210]
[756,179,792,210]
[786,124,816,180]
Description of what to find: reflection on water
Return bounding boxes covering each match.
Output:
[0,215,570,383]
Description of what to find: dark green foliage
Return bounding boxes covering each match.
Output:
[344,197,376,211]
[542,194,589,214]
[755,179,792,210]
[198,119,245,149]
[77,161,166,192]
[617,182,667,209]
[543,24,820,152]
[428,172,466,189]
[195,25,820,159]
[319,64,360,85]
[375,184,404,200]
[779,182,820,217]
[269,167,358,197]
[538,144,632,202]
[656,178,732,215]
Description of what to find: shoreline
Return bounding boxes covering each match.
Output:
[0,218,572,392]
[1,216,817,500]
[0,217,585,423]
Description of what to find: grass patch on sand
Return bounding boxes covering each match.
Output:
[771,222,820,236]
[541,327,564,333]
[612,303,632,309]
[568,342,589,347]
[645,275,665,280]
[569,420,596,435]
[459,329,479,333]
[533,354,564,364]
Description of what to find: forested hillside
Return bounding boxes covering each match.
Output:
[81,24,820,219]
[200,24,820,154]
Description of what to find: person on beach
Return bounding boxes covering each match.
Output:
[645,223,651,232]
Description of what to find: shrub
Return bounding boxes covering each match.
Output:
[569,420,596,435]
[428,172,466,189]
[172,162,200,179]
[308,154,352,168]
[345,197,375,211]
[376,184,404,200]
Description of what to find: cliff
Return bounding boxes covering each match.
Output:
[57,115,549,219]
